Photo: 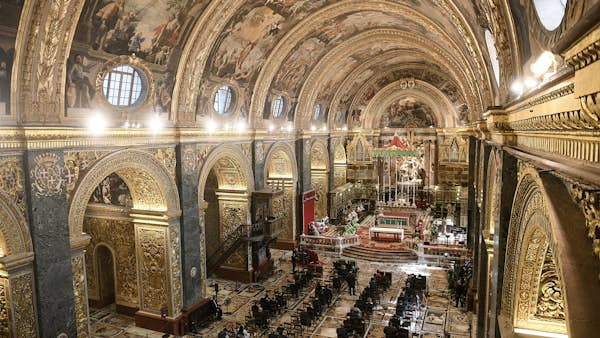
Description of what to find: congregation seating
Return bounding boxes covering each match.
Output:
[384,274,427,338]
[337,269,392,338]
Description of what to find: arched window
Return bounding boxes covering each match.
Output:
[533,0,568,31]
[485,30,501,87]
[313,103,322,120]
[214,85,234,115]
[272,95,285,118]
[102,65,144,106]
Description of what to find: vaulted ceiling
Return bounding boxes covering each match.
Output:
[3,0,591,129]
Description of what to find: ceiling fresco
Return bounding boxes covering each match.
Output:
[2,0,503,128]
[380,97,437,128]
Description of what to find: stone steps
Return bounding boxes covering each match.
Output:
[342,245,417,263]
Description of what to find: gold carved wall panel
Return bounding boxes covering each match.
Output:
[136,226,170,314]
[8,272,37,338]
[71,253,89,338]
[83,216,138,305]
[0,278,8,337]
[0,156,25,213]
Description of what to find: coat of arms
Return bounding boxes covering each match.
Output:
[31,153,64,197]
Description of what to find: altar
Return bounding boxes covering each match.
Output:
[369,226,404,241]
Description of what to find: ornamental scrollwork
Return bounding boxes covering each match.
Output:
[64,150,109,195]
[72,254,89,338]
[0,279,9,337]
[9,273,37,338]
[138,228,169,313]
[535,247,565,321]
[0,156,25,212]
[567,184,600,259]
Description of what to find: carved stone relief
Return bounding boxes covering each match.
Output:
[0,156,25,213]
[137,227,169,314]
[30,153,64,197]
[0,278,9,337]
[71,253,89,338]
[84,217,138,305]
[8,272,37,338]
[64,150,109,196]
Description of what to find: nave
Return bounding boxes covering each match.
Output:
[89,250,473,338]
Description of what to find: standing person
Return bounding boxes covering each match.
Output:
[291,249,297,273]
[347,271,356,296]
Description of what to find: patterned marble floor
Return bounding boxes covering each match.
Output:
[89,249,472,337]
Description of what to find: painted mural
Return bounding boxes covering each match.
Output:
[89,173,133,207]
[381,97,435,128]
[82,0,209,65]
[208,0,333,83]
[349,67,468,123]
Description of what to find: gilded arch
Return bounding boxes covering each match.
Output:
[311,139,329,220]
[198,144,255,196]
[502,166,567,335]
[69,149,181,238]
[0,191,32,257]
[264,142,297,241]
[362,80,455,130]
[0,192,37,337]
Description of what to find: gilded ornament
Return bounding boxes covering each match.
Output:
[0,156,25,212]
[182,146,198,175]
[9,273,37,337]
[71,254,89,338]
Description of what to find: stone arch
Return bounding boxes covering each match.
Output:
[0,190,37,337]
[311,139,329,220]
[502,165,600,337]
[68,149,182,334]
[69,149,181,238]
[0,190,32,257]
[198,144,255,281]
[362,80,455,129]
[264,142,298,243]
[198,144,255,198]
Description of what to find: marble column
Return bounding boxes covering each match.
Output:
[24,149,77,337]
[175,144,203,307]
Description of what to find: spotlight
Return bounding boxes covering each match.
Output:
[510,81,523,96]
[321,125,327,131]
[224,123,230,130]
[531,51,555,76]
[149,116,163,133]
[310,125,316,131]
[206,119,217,132]
[342,125,348,131]
[268,124,275,132]
[524,77,539,89]
[286,124,293,132]
[123,121,130,128]
[87,113,107,135]
[236,120,246,132]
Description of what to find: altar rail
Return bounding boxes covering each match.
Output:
[300,234,360,256]
[417,244,469,266]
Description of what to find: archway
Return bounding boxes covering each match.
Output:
[198,145,254,282]
[0,190,37,337]
[68,150,181,335]
[501,165,600,337]
[264,142,297,247]
[311,140,329,220]
[95,244,116,308]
